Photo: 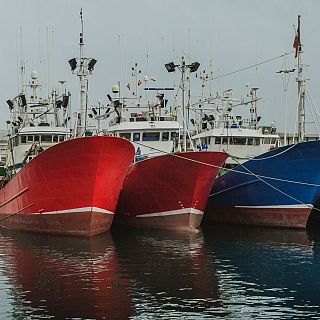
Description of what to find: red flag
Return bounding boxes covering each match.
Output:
[293,15,301,58]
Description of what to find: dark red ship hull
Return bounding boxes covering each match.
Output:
[0,136,134,236]
[116,151,228,231]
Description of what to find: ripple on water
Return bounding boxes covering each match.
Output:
[0,225,319,319]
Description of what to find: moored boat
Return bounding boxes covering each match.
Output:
[0,135,134,236]
[105,69,227,230]
[205,16,320,229]
[206,140,320,228]
[0,15,135,236]
[116,151,227,230]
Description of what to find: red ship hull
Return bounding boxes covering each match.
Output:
[0,136,134,237]
[115,151,228,231]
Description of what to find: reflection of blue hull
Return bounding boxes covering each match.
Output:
[205,140,320,228]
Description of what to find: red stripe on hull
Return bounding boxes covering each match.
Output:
[0,210,114,237]
[205,207,312,228]
[116,151,228,230]
[115,210,203,231]
[0,136,134,236]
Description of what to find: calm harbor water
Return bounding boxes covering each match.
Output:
[0,224,320,319]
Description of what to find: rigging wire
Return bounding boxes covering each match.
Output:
[224,156,320,213]
[209,51,294,81]
[130,139,320,188]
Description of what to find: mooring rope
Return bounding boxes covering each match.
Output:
[226,142,297,161]
[224,156,320,213]
[131,140,320,188]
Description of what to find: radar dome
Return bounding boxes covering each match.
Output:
[31,71,38,79]
[112,84,119,93]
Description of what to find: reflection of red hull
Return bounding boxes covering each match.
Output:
[116,151,228,230]
[0,231,134,319]
[0,136,134,236]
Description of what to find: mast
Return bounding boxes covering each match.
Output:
[249,87,259,129]
[164,57,199,151]
[78,9,87,136]
[295,15,305,142]
[69,9,97,137]
[181,57,187,152]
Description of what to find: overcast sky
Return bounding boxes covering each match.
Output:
[0,0,319,133]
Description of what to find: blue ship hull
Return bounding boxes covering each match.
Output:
[205,140,320,228]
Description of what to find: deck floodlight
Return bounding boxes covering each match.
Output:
[189,62,200,73]
[20,94,27,107]
[62,95,69,108]
[88,58,97,71]
[6,100,14,110]
[68,58,77,71]
[165,62,176,73]
[56,100,63,108]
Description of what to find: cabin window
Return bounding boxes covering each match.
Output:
[53,135,59,143]
[264,137,271,144]
[21,136,27,144]
[142,132,160,141]
[41,135,52,143]
[247,138,254,145]
[136,117,147,122]
[28,135,34,142]
[119,132,131,140]
[1,156,6,162]
[222,137,228,145]
[230,137,246,145]
[133,133,140,141]
[248,138,261,145]
[171,132,178,140]
[34,135,40,142]
[201,138,208,145]
[162,132,169,141]
[215,137,221,144]
[59,135,65,142]
[270,138,277,144]
[14,136,19,146]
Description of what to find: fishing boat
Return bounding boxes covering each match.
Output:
[0,15,134,237]
[105,62,228,231]
[205,16,320,228]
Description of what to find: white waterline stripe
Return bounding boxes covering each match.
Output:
[235,204,313,209]
[137,208,203,218]
[40,207,114,215]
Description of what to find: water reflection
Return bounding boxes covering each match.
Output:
[202,224,320,319]
[111,227,223,319]
[0,230,133,319]
[1,225,320,319]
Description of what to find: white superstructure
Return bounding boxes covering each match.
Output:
[191,87,280,167]
[106,91,181,159]
[5,72,71,173]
